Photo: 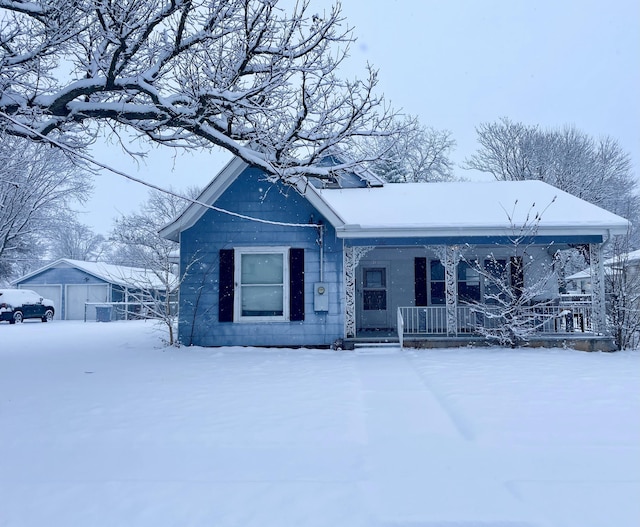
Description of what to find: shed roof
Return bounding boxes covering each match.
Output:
[12,259,176,290]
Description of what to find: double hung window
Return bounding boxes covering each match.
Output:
[363,268,387,310]
[236,248,288,321]
[430,260,446,305]
[457,261,481,303]
[483,258,507,304]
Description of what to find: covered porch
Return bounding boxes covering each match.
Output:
[342,242,609,349]
[310,178,629,350]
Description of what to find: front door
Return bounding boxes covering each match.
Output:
[357,265,390,331]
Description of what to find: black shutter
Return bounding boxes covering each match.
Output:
[415,257,428,306]
[219,249,235,322]
[289,248,305,321]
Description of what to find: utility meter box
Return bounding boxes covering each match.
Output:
[313,282,329,312]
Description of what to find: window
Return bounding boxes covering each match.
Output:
[510,256,524,298]
[429,259,481,305]
[483,258,507,304]
[363,267,387,310]
[236,248,288,321]
[458,261,481,303]
[219,248,304,323]
[430,260,445,305]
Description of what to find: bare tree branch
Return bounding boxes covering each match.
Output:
[466,117,640,246]
[0,0,400,180]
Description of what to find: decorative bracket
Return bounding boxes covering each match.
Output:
[344,245,374,338]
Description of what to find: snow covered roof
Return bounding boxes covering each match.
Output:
[306,154,385,188]
[567,249,640,281]
[12,259,176,290]
[311,180,630,239]
[160,156,630,242]
[566,269,592,281]
[616,249,640,264]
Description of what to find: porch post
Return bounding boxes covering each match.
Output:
[444,246,459,336]
[344,244,374,338]
[589,242,606,334]
[434,245,459,336]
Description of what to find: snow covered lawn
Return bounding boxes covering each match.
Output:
[1,321,639,527]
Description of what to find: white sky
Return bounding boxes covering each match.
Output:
[82,0,640,234]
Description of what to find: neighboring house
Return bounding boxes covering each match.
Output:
[566,249,640,293]
[12,259,174,321]
[605,249,640,281]
[565,268,596,295]
[567,249,640,350]
[160,157,629,349]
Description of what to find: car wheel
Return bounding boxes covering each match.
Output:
[42,309,54,322]
[13,311,23,323]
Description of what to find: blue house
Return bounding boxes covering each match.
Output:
[160,157,629,349]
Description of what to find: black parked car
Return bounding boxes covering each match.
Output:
[0,289,55,324]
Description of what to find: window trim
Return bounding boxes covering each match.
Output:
[234,247,290,322]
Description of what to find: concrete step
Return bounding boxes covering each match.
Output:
[353,342,399,348]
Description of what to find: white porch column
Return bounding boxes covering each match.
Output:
[434,245,460,336]
[589,242,606,334]
[344,244,374,338]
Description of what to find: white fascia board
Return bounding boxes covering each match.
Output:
[159,157,249,241]
[334,223,629,239]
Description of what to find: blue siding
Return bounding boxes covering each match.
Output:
[18,267,107,286]
[178,167,344,347]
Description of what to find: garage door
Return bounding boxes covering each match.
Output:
[18,285,62,320]
[66,284,109,320]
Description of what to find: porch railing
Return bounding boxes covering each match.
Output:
[397,307,404,349]
[397,302,594,340]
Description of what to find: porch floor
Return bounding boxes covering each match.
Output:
[346,332,617,352]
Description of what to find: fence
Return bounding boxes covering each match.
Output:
[84,301,179,322]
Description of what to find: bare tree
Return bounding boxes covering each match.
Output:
[356,116,456,182]
[463,200,560,347]
[465,117,639,246]
[109,187,199,345]
[0,0,401,181]
[606,236,640,350]
[0,135,92,280]
[465,118,536,181]
[47,213,106,261]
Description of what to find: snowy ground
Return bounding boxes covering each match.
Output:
[1,320,639,527]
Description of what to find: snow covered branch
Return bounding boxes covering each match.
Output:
[0,0,399,179]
